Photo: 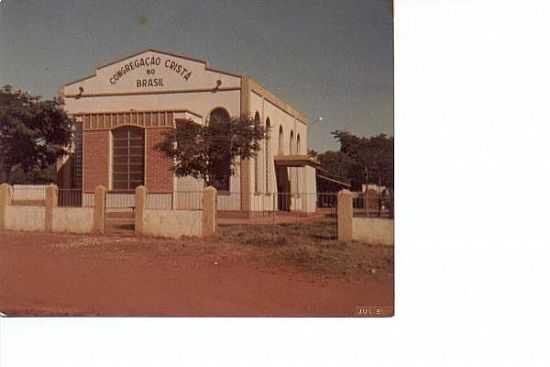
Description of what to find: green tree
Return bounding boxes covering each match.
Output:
[0,85,73,183]
[332,131,394,190]
[317,150,357,184]
[156,114,267,187]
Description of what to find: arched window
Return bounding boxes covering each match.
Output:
[289,130,295,194]
[112,126,144,191]
[265,118,271,192]
[209,107,231,191]
[296,134,301,155]
[278,126,284,155]
[209,107,230,125]
[254,112,261,193]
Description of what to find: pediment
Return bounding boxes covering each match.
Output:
[63,49,241,97]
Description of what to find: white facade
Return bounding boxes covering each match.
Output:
[60,49,316,212]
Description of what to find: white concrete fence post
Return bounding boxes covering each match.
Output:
[45,184,58,232]
[94,185,106,234]
[0,183,13,231]
[135,185,146,235]
[337,189,353,241]
[202,186,217,237]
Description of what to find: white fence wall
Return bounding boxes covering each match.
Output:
[5,206,46,232]
[352,217,394,245]
[142,209,202,238]
[52,207,94,233]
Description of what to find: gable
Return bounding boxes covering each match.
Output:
[63,49,241,97]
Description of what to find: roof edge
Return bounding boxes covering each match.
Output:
[63,48,242,87]
[247,77,308,125]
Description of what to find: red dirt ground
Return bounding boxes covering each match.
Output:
[0,231,393,317]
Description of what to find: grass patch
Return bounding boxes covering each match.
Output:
[217,218,393,278]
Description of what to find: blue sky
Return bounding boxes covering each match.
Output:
[0,0,393,151]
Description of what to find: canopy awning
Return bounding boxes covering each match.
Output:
[273,155,321,169]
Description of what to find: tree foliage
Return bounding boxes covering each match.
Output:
[317,150,358,183]
[317,131,393,191]
[0,85,73,183]
[156,114,267,187]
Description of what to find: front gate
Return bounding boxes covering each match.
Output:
[105,191,136,234]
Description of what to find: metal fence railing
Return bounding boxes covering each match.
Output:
[214,192,336,226]
[352,190,394,218]
[316,192,338,216]
[145,192,173,210]
[57,189,96,208]
[215,190,394,222]
[58,188,82,207]
[105,191,135,210]
[216,192,332,214]
[214,192,338,237]
[5,185,393,218]
[174,191,203,210]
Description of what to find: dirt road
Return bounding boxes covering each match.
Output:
[0,231,393,316]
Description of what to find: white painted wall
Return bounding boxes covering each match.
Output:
[249,89,316,211]
[352,217,394,245]
[63,50,241,120]
[64,90,241,119]
[303,166,318,213]
[52,207,94,233]
[142,209,202,238]
[64,50,240,97]
[250,193,276,212]
[5,206,46,232]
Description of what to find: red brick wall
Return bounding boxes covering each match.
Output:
[83,130,109,193]
[146,128,173,193]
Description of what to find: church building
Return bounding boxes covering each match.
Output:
[57,49,319,212]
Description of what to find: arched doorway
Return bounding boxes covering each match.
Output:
[275,125,290,210]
